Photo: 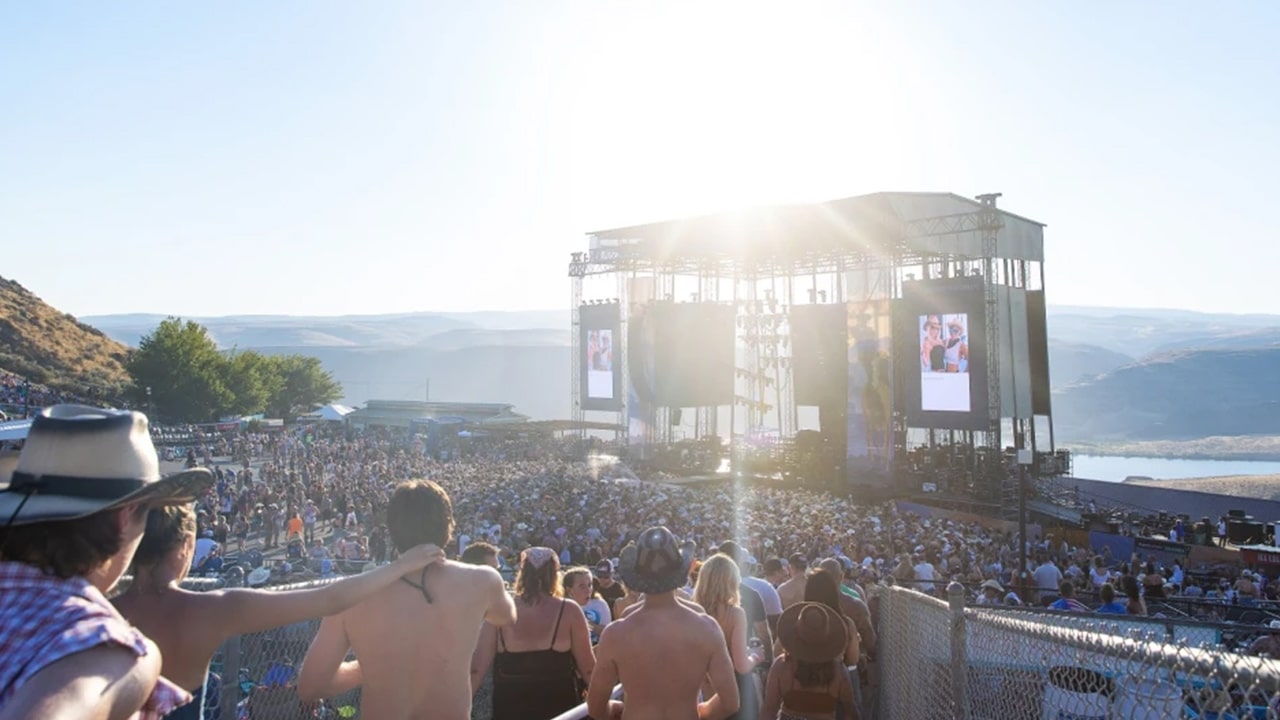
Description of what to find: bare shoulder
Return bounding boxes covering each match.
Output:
[448,560,503,586]
[689,605,725,641]
[433,560,504,596]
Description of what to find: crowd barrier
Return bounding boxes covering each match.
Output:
[165,575,1280,718]
[875,583,1280,719]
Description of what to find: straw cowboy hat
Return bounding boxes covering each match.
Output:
[778,602,848,663]
[980,579,1005,593]
[618,526,694,594]
[0,405,213,526]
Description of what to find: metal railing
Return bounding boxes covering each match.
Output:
[549,685,623,720]
[151,575,1280,718]
[875,582,1280,719]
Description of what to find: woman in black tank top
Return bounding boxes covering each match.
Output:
[475,547,596,720]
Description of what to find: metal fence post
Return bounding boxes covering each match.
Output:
[220,571,244,717]
[948,581,969,720]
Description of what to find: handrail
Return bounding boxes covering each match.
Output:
[549,684,623,720]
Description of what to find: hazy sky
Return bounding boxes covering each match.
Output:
[3,2,1278,318]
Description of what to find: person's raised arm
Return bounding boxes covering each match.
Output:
[698,617,740,720]
[470,622,498,696]
[483,567,516,627]
[208,543,444,636]
[298,614,361,703]
[587,626,622,720]
[0,644,160,720]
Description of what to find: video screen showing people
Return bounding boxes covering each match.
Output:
[586,329,614,399]
[919,313,970,412]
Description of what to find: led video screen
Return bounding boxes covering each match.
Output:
[580,303,622,411]
[790,304,848,407]
[919,312,972,412]
[847,300,894,479]
[901,276,989,430]
[651,302,735,408]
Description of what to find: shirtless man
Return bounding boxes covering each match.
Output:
[299,480,516,719]
[776,553,809,609]
[588,526,739,720]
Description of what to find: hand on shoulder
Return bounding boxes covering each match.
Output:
[392,544,446,570]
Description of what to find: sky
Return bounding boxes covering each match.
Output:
[2,1,1279,318]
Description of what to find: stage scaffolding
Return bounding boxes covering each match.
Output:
[569,191,1053,506]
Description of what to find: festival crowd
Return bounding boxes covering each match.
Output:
[3,404,1278,720]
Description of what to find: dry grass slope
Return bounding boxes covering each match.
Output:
[0,276,130,390]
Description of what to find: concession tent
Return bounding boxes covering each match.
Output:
[305,404,355,423]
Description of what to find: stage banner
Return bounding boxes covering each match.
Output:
[847,299,893,482]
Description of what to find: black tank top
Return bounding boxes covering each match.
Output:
[492,599,581,720]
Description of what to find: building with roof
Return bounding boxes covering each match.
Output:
[345,399,529,431]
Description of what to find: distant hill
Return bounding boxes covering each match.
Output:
[82,310,570,348]
[76,304,1280,441]
[1052,347,1280,441]
[0,277,129,389]
[1046,339,1133,387]
[253,344,570,420]
[82,311,572,418]
[1046,307,1280,357]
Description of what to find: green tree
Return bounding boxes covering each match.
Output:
[222,349,281,416]
[264,354,343,418]
[126,318,233,422]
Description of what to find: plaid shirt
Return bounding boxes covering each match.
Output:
[0,562,191,719]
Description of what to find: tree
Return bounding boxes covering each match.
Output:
[126,318,233,422]
[265,354,343,419]
[222,350,282,416]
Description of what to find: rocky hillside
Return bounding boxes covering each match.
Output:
[0,277,130,389]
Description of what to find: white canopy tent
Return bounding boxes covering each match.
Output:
[305,404,355,423]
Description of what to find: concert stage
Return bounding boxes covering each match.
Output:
[568,191,1057,515]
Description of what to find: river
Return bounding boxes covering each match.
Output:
[1071,454,1280,483]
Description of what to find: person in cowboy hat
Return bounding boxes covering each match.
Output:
[977,578,1005,605]
[588,526,740,720]
[761,602,857,720]
[0,405,214,719]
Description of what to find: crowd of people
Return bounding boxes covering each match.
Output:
[4,402,1280,720]
[0,369,122,416]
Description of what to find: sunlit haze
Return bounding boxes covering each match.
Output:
[3,1,1278,317]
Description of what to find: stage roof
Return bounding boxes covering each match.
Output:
[587,192,1046,266]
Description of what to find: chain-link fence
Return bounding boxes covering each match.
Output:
[162,577,356,720]
[876,583,1280,719]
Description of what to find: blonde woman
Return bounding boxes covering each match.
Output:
[471,547,595,720]
[693,553,763,720]
[564,566,612,645]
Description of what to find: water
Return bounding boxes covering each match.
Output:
[1071,454,1280,483]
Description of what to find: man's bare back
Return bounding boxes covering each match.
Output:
[300,560,514,720]
[588,592,738,720]
[776,573,807,610]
